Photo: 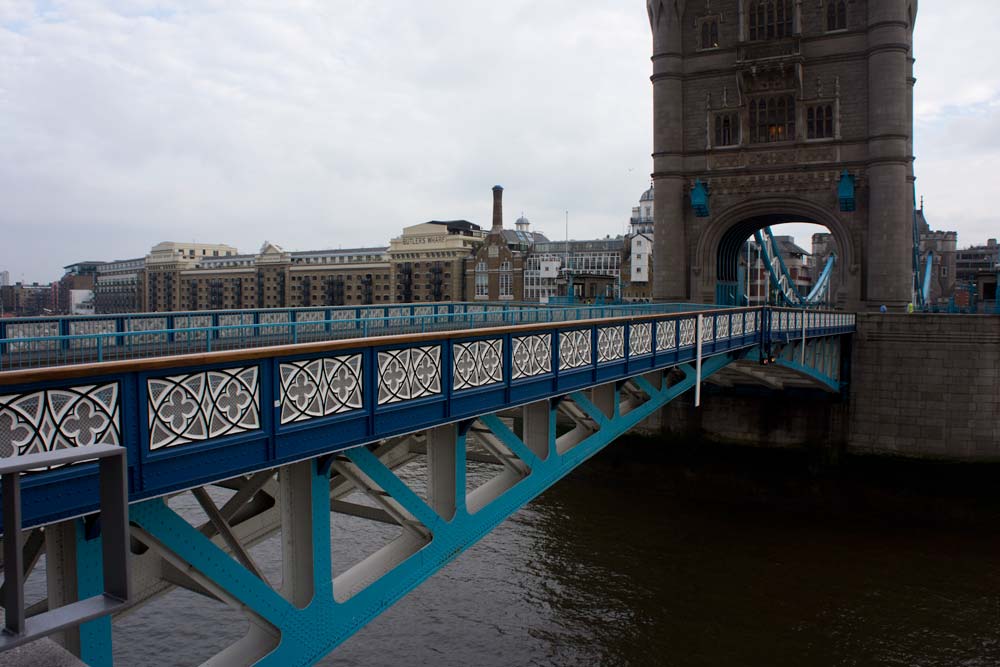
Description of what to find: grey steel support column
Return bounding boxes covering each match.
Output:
[590,383,616,421]
[521,400,552,461]
[280,461,316,609]
[2,474,24,636]
[44,521,81,655]
[427,424,458,521]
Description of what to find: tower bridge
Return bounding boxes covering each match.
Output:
[6,2,994,665]
[0,302,854,664]
[648,0,918,310]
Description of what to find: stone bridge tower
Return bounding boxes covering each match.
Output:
[648,0,918,309]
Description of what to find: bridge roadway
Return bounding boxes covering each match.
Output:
[0,303,854,665]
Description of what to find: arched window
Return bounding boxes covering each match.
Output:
[700,18,720,49]
[748,0,792,41]
[807,104,834,139]
[749,95,795,143]
[714,112,740,147]
[827,0,847,30]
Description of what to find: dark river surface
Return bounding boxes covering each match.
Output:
[105,441,1000,667]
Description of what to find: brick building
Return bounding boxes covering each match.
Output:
[391,220,485,303]
[0,283,58,317]
[57,262,102,314]
[145,242,240,312]
[94,258,146,314]
[466,186,548,301]
[171,244,393,311]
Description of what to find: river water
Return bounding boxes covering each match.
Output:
[107,442,1000,667]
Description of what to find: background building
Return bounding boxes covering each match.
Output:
[466,187,548,301]
[0,282,58,317]
[957,239,999,308]
[95,258,147,314]
[392,220,485,303]
[58,261,102,314]
[916,207,958,307]
[622,184,655,301]
[145,242,240,312]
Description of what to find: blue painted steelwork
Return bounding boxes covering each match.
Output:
[755,228,836,308]
[691,179,710,217]
[0,306,855,535]
[806,253,837,304]
[919,251,935,307]
[126,354,741,665]
[0,302,721,372]
[838,170,856,212]
[75,520,113,667]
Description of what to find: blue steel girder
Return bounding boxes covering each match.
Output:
[4,307,845,533]
[124,354,740,666]
[747,338,844,393]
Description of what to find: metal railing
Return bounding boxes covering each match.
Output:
[0,302,726,372]
[0,306,856,534]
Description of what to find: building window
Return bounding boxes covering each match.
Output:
[700,18,720,49]
[500,261,511,272]
[476,272,489,298]
[827,0,847,31]
[749,95,795,143]
[807,104,834,139]
[748,0,792,41]
[499,272,512,298]
[714,112,740,147]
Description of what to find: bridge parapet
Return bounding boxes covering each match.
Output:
[0,306,854,532]
[0,302,720,372]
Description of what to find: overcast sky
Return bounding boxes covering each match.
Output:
[1,1,997,282]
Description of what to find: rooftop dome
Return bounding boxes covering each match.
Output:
[639,183,654,202]
[515,215,530,227]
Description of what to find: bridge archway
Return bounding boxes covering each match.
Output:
[694,197,859,308]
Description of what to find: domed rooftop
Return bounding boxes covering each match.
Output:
[639,183,654,202]
[515,215,530,227]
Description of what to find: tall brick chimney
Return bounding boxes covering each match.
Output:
[491,185,504,234]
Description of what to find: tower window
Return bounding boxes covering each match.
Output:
[714,112,741,147]
[700,18,720,49]
[807,104,835,139]
[749,95,796,143]
[826,0,847,31]
[748,0,793,41]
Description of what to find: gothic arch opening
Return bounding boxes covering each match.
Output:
[697,199,858,308]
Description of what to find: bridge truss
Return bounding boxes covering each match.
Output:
[0,305,854,665]
[755,227,836,308]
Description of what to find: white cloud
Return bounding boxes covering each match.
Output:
[0,1,997,282]
[1,1,652,279]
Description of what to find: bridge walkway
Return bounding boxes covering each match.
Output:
[0,303,854,665]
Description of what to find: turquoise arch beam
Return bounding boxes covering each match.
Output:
[749,342,844,393]
[126,351,744,666]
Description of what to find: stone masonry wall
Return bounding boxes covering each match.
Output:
[648,315,1000,462]
[848,314,1000,460]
